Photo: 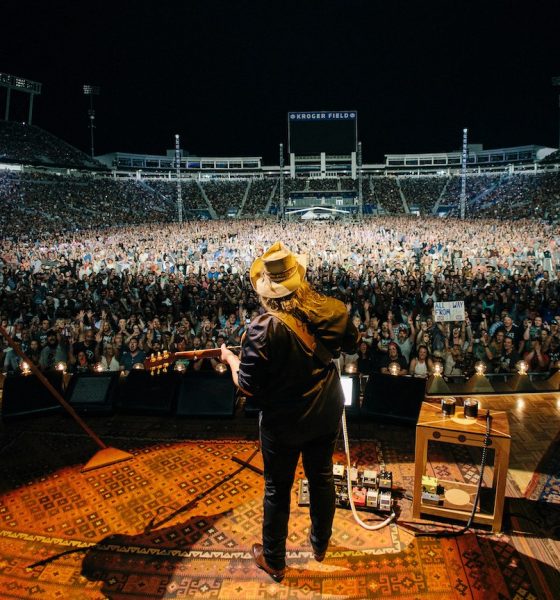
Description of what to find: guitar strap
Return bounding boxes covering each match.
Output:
[267,311,333,367]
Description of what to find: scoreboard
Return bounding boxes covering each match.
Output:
[288,111,357,155]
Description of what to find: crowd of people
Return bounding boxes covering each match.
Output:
[0,121,103,170]
[399,176,448,214]
[473,172,560,222]
[0,171,175,240]
[2,215,559,379]
[200,179,248,217]
[242,178,276,216]
[372,177,405,214]
[3,168,559,239]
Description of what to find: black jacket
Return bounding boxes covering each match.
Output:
[238,297,359,445]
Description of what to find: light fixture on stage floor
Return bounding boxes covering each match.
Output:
[464,362,494,394]
[509,360,535,393]
[388,362,400,376]
[544,361,560,390]
[214,362,228,375]
[345,362,358,375]
[427,361,451,395]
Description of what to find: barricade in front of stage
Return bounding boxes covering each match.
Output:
[1,368,237,421]
[360,369,559,425]
[1,367,558,423]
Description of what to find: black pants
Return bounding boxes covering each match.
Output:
[259,424,338,570]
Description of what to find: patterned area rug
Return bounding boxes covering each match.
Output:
[524,429,560,504]
[0,427,554,599]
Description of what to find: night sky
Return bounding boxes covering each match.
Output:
[2,0,559,163]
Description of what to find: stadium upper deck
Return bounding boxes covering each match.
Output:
[1,119,559,222]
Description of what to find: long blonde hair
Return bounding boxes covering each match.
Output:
[260,280,327,324]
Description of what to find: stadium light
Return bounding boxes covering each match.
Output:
[460,128,468,220]
[175,134,183,223]
[0,72,42,124]
[357,141,363,220]
[279,143,285,222]
[83,84,100,157]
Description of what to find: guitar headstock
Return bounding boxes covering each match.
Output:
[145,351,175,374]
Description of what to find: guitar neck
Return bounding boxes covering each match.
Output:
[175,348,220,360]
[174,346,240,360]
[145,346,241,373]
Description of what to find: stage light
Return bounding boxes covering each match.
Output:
[214,362,228,375]
[94,363,104,373]
[132,362,145,370]
[340,375,359,411]
[474,362,486,375]
[516,360,528,375]
[20,361,31,375]
[345,362,358,375]
[516,397,525,409]
[55,361,67,372]
[174,362,186,372]
[388,362,400,376]
[433,362,443,376]
[83,84,100,95]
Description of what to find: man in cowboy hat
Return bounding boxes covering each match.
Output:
[221,242,358,582]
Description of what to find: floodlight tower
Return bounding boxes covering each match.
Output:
[83,85,100,157]
[279,143,285,222]
[175,134,183,223]
[357,141,363,220]
[553,76,560,150]
[0,72,42,124]
[460,128,468,220]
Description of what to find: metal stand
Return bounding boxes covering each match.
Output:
[0,325,133,472]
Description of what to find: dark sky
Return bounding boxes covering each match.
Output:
[2,0,559,163]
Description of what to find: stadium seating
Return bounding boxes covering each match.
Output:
[0,121,106,170]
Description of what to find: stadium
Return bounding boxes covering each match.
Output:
[1,4,560,598]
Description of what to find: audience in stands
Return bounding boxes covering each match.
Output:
[372,176,404,213]
[1,115,559,380]
[0,121,105,170]
[399,176,447,215]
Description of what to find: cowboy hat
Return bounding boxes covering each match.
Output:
[249,242,307,299]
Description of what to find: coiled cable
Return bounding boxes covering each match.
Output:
[340,408,396,530]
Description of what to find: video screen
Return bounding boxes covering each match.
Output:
[288,111,357,155]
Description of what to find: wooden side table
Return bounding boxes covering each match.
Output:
[412,401,511,532]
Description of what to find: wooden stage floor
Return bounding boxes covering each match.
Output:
[0,391,559,599]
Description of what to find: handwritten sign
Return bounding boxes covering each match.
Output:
[434,301,465,322]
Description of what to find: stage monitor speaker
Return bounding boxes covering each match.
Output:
[118,370,179,414]
[2,371,64,421]
[361,373,425,425]
[65,372,120,415]
[176,371,236,417]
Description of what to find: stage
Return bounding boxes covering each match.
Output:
[0,393,559,599]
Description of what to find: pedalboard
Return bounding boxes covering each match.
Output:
[298,464,393,513]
